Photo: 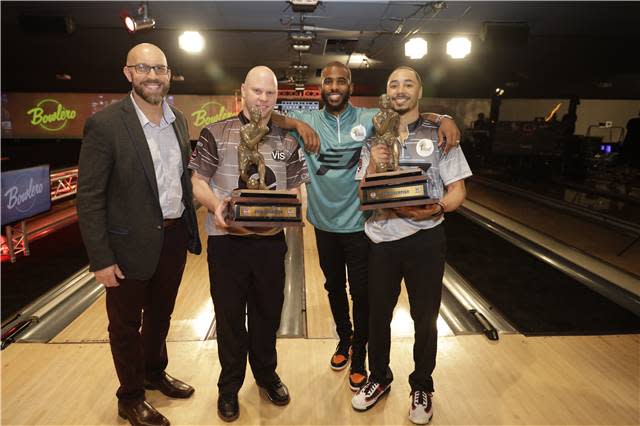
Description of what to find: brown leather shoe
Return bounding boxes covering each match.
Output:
[117,400,170,426]
[144,372,195,399]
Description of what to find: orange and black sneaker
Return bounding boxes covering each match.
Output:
[349,370,368,392]
[330,339,351,371]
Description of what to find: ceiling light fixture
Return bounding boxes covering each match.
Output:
[289,0,319,13]
[405,37,428,60]
[123,3,155,33]
[348,53,370,68]
[291,63,309,70]
[179,31,205,54]
[290,31,315,43]
[292,43,311,52]
[446,37,471,59]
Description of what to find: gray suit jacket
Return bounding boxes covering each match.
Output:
[77,95,201,280]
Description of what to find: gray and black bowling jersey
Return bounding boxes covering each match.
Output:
[355,117,472,243]
[188,113,310,236]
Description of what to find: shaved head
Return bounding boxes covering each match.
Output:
[126,43,167,67]
[244,66,277,86]
[241,66,278,122]
[123,43,170,106]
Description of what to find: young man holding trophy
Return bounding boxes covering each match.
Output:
[287,62,462,392]
[352,66,472,425]
[189,66,310,422]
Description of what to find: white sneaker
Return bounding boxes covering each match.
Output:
[351,380,391,412]
[408,390,433,424]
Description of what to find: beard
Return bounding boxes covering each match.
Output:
[321,90,350,113]
[391,96,417,115]
[133,79,170,105]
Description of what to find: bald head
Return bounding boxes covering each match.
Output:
[241,66,278,122]
[126,43,167,67]
[244,66,277,86]
[124,43,170,107]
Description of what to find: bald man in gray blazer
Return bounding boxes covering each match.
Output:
[77,43,201,426]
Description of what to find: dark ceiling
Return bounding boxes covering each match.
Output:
[2,1,640,99]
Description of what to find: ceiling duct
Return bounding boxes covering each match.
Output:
[323,39,359,56]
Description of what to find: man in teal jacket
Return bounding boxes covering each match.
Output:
[289,62,460,392]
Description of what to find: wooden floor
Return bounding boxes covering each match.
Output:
[2,184,639,425]
[465,181,640,277]
[2,335,638,425]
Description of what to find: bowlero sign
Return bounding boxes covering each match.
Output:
[1,165,52,226]
[2,93,239,140]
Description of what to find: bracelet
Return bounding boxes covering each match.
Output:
[435,114,453,125]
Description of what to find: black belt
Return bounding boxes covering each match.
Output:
[163,217,181,228]
[226,231,284,240]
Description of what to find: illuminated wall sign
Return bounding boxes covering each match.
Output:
[1,165,52,226]
[27,98,78,131]
[191,101,235,128]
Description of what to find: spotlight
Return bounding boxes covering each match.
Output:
[291,63,309,70]
[179,31,205,54]
[446,37,471,59]
[55,73,71,80]
[405,37,428,60]
[122,3,155,33]
[495,88,504,96]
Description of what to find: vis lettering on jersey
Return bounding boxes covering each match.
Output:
[271,150,286,161]
[316,147,362,175]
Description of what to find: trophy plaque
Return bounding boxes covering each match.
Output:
[225,106,303,227]
[226,189,303,227]
[360,167,436,210]
[359,94,436,211]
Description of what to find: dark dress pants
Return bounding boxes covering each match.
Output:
[207,232,287,395]
[314,228,370,370]
[368,226,446,393]
[105,219,189,401]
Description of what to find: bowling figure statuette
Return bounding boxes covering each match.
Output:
[359,94,436,210]
[225,106,303,227]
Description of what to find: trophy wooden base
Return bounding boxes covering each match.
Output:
[360,167,436,211]
[226,189,303,227]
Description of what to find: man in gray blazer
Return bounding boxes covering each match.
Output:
[77,43,201,426]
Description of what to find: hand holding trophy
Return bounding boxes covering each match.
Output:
[359,95,437,211]
[225,106,303,228]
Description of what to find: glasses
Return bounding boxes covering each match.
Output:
[126,63,170,75]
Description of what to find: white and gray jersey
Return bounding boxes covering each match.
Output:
[355,117,472,243]
[188,113,310,236]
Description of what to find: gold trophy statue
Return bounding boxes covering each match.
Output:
[372,94,401,173]
[226,106,303,227]
[238,106,269,189]
[359,95,435,210]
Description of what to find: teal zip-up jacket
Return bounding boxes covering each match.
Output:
[289,104,377,233]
